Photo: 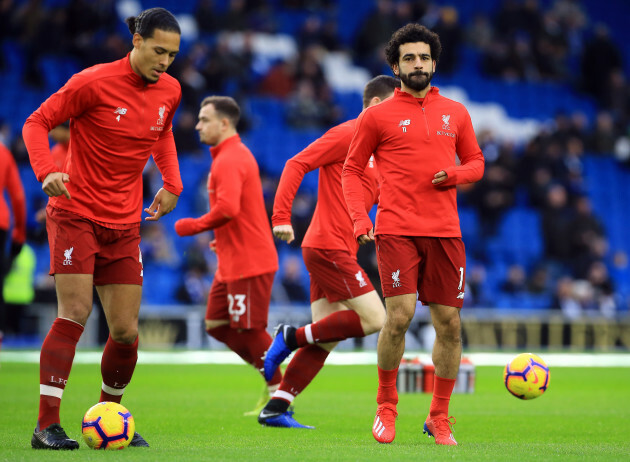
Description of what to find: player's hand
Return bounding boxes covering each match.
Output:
[432,170,448,185]
[273,224,295,244]
[42,172,71,199]
[209,239,217,252]
[357,229,375,245]
[145,188,179,221]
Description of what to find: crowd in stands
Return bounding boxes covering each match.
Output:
[1,0,629,323]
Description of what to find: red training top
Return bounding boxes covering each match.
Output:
[0,143,26,243]
[176,135,278,282]
[23,54,183,225]
[272,119,379,256]
[343,87,485,238]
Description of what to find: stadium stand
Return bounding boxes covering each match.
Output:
[1,0,629,348]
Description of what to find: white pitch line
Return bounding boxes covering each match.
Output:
[1,350,630,367]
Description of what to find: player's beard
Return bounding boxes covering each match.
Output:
[399,69,433,92]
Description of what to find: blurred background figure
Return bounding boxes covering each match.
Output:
[0,140,26,339]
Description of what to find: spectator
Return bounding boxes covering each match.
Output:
[464,262,489,307]
[195,0,220,35]
[220,0,250,31]
[258,59,296,98]
[174,110,203,154]
[468,137,517,236]
[580,23,623,102]
[431,7,462,75]
[602,69,630,128]
[297,15,341,51]
[140,223,180,268]
[466,12,494,52]
[278,254,309,303]
[588,111,619,154]
[553,276,582,319]
[176,235,215,305]
[201,33,254,94]
[541,183,573,266]
[586,260,616,318]
[178,60,207,110]
[353,0,397,65]
[286,79,338,129]
[568,196,605,261]
[527,265,551,295]
[534,11,569,80]
[501,264,528,295]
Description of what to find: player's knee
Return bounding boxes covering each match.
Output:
[385,310,413,337]
[109,327,138,344]
[58,302,92,326]
[435,316,461,343]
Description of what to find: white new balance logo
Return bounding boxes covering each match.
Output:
[392,269,401,288]
[114,107,127,122]
[398,119,410,132]
[355,271,367,288]
[63,247,73,266]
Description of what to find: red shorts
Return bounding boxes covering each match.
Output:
[375,235,466,308]
[206,272,275,329]
[303,247,374,303]
[46,207,143,285]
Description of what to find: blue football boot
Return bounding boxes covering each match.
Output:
[263,324,294,381]
[258,409,314,429]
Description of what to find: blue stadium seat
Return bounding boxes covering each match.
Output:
[142,264,180,305]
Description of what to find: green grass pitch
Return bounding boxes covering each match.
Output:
[1,361,628,461]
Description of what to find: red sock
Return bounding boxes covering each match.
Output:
[376,366,399,406]
[38,318,84,429]
[208,325,282,386]
[295,310,364,347]
[275,345,330,404]
[100,335,138,403]
[429,375,456,419]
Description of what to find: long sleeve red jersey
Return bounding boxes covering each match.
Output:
[179,135,278,282]
[0,143,26,243]
[23,54,183,225]
[272,119,379,256]
[343,87,484,238]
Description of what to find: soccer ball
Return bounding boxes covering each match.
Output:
[503,353,550,400]
[81,402,135,449]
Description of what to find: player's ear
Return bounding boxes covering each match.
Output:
[132,33,144,50]
[392,63,399,76]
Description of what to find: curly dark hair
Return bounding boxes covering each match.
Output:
[384,23,442,68]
